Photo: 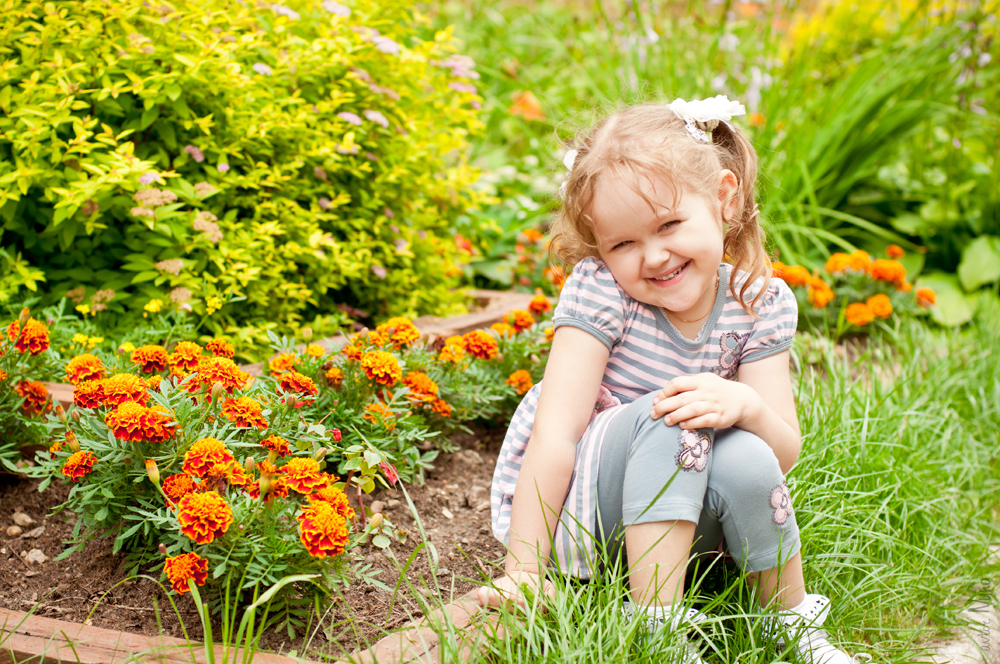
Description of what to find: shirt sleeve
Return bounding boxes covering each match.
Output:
[740,276,798,363]
[552,258,626,351]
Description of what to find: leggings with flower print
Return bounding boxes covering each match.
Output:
[594,390,800,574]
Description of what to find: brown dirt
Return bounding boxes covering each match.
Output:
[0,425,508,660]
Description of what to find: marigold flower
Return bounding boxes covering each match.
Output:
[49,437,63,459]
[297,501,349,558]
[885,244,905,259]
[163,473,197,507]
[280,457,329,494]
[359,350,402,386]
[102,373,149,407]
[0,369,6,382]
[183,437,235,479]
[74,380,105,409]
[260,434,292,457]
[544,327,555,342]
[131,344,169,373]
[403,372,438,402]
[824,252,850,274]
[269,352,299,375]
[279,371,319,397]
[375,316,421,347]
[205,339,235,358]
[177,492,233,544]
[430,398,452,418]
[438,336,465,363]
[771,262,811,288]
[528,294,552,315]
[16,380,50,416]
[916,287,936,307]
[806,277,835,309]
[61,450,98,482]
[846,250,872,273]
[522,228,544,243]
[307,343,325,358]
[105,401,174,442]
[503,309,536,332]
[221,396,268,429]
[146,375,162,391]
[169,341,203,375]
[7,318,50,355]
[865,294,893,319]
[505,369,534,395]
[490,322,515,339]
[164,552,209,595]
[188,357,249,395]
[462,330,498,360]
[364,402,396,430]
[342,343,363,361]
[310,485,355,520]
[325,366,344,387]
[845,302,875,327]
[871,259,908,288]
[64,354,106,385]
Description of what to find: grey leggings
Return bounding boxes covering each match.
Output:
[596,391,800,573]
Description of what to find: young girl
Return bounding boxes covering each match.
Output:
[480,98,861,664]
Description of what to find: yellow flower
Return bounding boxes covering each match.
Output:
[206,296,222,314]
[144,299,164,314]
[86,336,103,350]
[72,333,89,345]
[120,342,136,353]
[307,343,324,358]
[75,304,90,315]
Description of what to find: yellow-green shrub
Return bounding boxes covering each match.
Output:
[0,0,488,328]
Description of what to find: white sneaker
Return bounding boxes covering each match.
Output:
[770,594,870,664]
[622,601,710,664]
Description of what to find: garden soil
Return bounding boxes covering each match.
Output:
[0,425,508,660]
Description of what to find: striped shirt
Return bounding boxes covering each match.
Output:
[490,257,798,578]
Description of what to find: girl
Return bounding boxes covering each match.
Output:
[480,98,861,664]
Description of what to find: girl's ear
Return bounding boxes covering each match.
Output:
[718,169,740,222]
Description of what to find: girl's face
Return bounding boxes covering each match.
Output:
[591,170,737,319]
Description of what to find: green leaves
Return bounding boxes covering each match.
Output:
[916,273,973,327]
[957,236,1000,292]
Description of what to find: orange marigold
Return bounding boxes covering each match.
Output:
[806,277,835,309]
[260,434,292,457]
[48,437,63,459]
[102,373,149,407]
[430,398,452,418]
[298,501,349,558]
[528,294,552,315]
[376,316,422,347]
[177,492,233,544]
[490,322,515,339]
[105,402,174,442]
[183,437,235,479]
[916,287,936,307]
[544,327,555,343]
[164,552,209,595]
[866,294,893,319]
[438,336,465,364]
[359,350,402,386]
[845,302,875,327]
[325,366,344,388]
[885,244,905,259]
[403,372,438,402]
[364,402,396,430]
[846,250,872,273]
[269,352,299,375]
[189,357,249,395]
[771,262,810,288]
[64,353,105,385]
[280,457,329,495]
[205,339,235,358]
[169,341,203,375]
[74,380,105,409]
[16,380,50,416]
[505,369,534,395]
[221,396,268,429]
[871,259,908,288]
[131,344,169,373]
[342,343,363,362]
[307,343,325,358]
[7,318,50,355]
[310,485,355,520]
[503,309,536,332]
[146,375,163,391]
[163,473,198,507]
[278,371,319,396]
[62,450,97,482]
[462,330,498,360]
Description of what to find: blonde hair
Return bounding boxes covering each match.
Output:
[550,103,771,315]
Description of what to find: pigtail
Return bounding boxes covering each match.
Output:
[712,121,772,317]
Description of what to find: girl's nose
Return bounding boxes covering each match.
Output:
[646,244,670,267]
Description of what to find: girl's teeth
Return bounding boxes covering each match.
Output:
[654,265,684,281]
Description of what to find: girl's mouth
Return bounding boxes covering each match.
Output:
[648,261,689,286]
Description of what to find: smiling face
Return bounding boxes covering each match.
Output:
[591,170,737,319]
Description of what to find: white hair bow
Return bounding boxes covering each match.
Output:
[665,95,746,143]
[557,148,578,200]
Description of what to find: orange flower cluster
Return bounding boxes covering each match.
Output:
[364,402,396,430]
[169,341,203,376]
[280,457,329,495]
[103,373,149,407]
[325,366,344,387]
[269,352,299,375]
[131,344,169,373]
[62,450,97,482]
[490,322,515,339]
[7,318,50,355]
[916,287,936,307]
[298,500,350,558]
[15,380,49,416]
[105,402,175,442]
[437,335,465,363]
[360,350,402,386]
[871,259,909,290]
[845,302,875,327]
[312,485,355,519]
[505,370,534,395]
[163,473,198,507]
[206,339,235,358]
[376,316,421,347]
[430,398,452,417]
[806,278,835,309]
[177,491,233,544]
[825,250,872,275]
[528,294,552,316]
[307,344,325,358]
[73,380,105,409]
[187,357,249,395]
[183,437,235,478]
[260,434,292,457]
[64,353,106,385]
[866,294,893,319]
[278,371,319,396]
[164,552,209,594]
[146,375,162,391]
[886,244,905,259]
[544,265,567,291]
[503,309,536,332]
[771,262,810,288]
[403,372,438,402]
[462,330,498,360]
[221,396,268,429]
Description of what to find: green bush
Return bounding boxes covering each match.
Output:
[0,0,489,332]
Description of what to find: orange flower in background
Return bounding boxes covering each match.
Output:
[771,262,810,288]
[509,90,544,121]
[205,339,235,359]
[48,437,63,459]
[341,343,363,362]
[183,437,235,479]
[544,327,555,342]
[364,402,396,430]
[74,380,105,409]
[102,373,149,407]
[528,294,551,316]
[188,357,249,395]
[298,500,350,558]
[871,259,908,289]
[260,434,292,457]
[866,294,893,319]
[845,302,875,326]
[376,317,421,347]
[278,371,319,397]
[885,244,905,259]
[146,375,162,391]
[221,396,268,429]
[177,491,233,544]
[7,318,50,355]
[430,398,452,418]
[64,353,106,385]
[505,369,534,395]
[280,457,328,495]
[62,450,97,482]
[462,330,498,360]
[269,352,299,375]
[544,265,567,291]
[131,344,169,373]
[164,552,209,595]
[749,112,765,127]
[490,322,515,339]
[522,228,544,243]
[163,473,198,507]
[307,343,325,358]
[438,336,466,363]
[503,309,535,332]
[325,366,344,388]
[311,485,355,520]
[846,250,872,273]
[403,372,438,402]
[169,341,203,375]
[0,369,6,382]
[105,401,173,442]
[145,405,176,443]
[806,277,835,309]
[359,350,402,386]
[916,287,936,307]
[16,380,50,416]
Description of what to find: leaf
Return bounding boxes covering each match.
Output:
[94,506,109,521]
[165,83,182,101]
[372,534,391,549]
[173,54,196,67]
[957,236,1000,291]
[140,105,160,130]
[131,270,160,284]
[917,273,973,327]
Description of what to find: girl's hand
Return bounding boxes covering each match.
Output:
[477,570,556,610]
[649,373,760,430]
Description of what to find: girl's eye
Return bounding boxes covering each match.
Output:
[659,221,679,231]
[612,240,632,250]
